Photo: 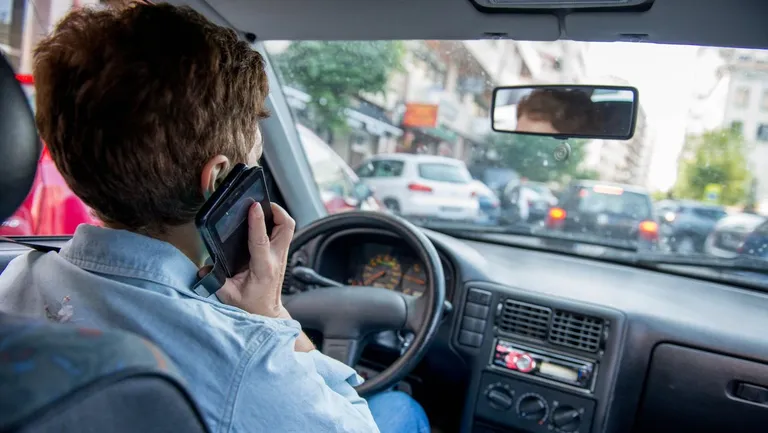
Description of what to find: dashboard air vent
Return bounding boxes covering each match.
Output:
[498,299,551,340]
[549,310,604,353]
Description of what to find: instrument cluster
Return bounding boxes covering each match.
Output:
[349,248,428,297]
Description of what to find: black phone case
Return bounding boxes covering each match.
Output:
[192,164,272,297]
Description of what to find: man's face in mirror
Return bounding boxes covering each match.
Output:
[516,114,560,134]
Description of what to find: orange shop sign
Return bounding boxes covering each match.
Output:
[402,103,439,128]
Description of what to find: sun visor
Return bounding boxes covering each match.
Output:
[200,0,560,41]
[565,0,768,49]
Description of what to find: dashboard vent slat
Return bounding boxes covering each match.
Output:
[498,300,552,341]
[549,310,604,353]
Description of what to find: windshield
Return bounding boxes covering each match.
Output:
[418,163,471,184]
[266,39,768,280]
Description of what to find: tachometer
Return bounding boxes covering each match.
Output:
[402,263,427,297]
[361,254,402,290]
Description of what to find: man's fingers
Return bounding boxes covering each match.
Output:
[247,202,272,274]
[269,203,296,254]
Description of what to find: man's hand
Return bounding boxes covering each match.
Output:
[211,202,315,352]
[217,202,294,318]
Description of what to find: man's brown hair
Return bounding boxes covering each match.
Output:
[34,3,269,234]
[516,89,598,134]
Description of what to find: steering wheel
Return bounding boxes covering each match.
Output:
[283,210,446,397]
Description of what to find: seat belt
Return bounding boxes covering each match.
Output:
[0,237,61,253]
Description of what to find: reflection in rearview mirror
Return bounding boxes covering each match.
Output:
[492,85,639,140]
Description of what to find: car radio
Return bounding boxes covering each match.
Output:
[490,339,596,390]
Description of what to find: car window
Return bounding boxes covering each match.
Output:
[692,208,728,220]
[573,189,652,219]
[372,160,405,177]
[418,163,471,184]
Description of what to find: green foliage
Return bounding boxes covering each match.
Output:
[673,127,751,205]
[485,132,593,184]
[273,41,405,132]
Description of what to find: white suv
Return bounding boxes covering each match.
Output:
[356,154,479,221]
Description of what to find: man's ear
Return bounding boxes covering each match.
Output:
[200,155,231,197]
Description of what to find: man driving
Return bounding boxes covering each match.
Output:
[0,3,428,433]
[515,88,599,135]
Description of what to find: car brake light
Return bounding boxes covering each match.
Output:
[546,207,566,229]
[549,207,566,220]
[408,183,433,193]
[593,185,624,195]
[639,220,659,241]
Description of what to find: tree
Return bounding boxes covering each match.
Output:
[673,127,751,205]
[484,132,596,184]
[273,41,404,134]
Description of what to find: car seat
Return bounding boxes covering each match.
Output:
[0,54,210,433]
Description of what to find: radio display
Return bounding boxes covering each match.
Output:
[539,360,579,382]
[491,339,596,390]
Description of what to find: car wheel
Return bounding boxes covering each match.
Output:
[676,236,696,254]
[383,199,400,214]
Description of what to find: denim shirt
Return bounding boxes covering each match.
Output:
[0,225,378,433]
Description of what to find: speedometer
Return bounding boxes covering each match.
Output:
[361,254,402,290]
[402,263,427,297]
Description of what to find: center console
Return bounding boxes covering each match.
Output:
[456,282,625,433]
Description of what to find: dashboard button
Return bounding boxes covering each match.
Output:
[465,303,490,319]
[459,330,483,347]
[467,289,492,305]
[551,406,582,432]
[461,317,487,333]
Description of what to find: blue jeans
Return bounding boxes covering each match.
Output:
[368,391,430,433]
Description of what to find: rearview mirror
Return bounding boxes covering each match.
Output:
[492,85,639,140]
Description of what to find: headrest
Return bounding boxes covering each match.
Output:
[0,56,40,221]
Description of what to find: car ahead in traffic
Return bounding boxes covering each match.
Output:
[704,212,767,258]
[500,181,557,225]
[655,199,727,253]
[355,153,479,222]
[545,181,659,250]
[740,219,768,259]
[470,180,500,225]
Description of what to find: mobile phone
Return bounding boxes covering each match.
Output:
[192,164,273,297]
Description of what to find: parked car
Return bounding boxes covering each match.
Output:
[739,219,768,259]
[546,181,658,249]
[470,180,500,225]
[0,74,101,236]
[296,123,382,213]
[704,213,767,258]
[500,181,557,225]
[356,154,479,222]
[655,200,728,253]
[469,166,520,198]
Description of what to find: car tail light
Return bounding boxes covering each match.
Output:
[546,207,566,228]
[408,183,433,193]
[639,220,659,241]
[471,191,477,198]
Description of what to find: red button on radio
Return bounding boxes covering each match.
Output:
[515,354,536,372]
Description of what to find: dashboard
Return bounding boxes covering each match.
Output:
[288,226,768,433]
[311,229,455,299]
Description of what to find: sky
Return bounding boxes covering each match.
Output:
[585,42,707,191]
